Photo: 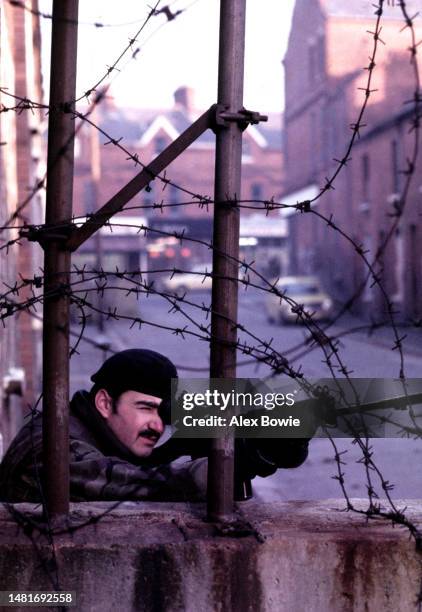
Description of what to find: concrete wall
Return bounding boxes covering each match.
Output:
[1,499,421,611]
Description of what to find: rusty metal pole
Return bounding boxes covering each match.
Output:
[207,0,246,521]
[42,0,79,518]
[90,102,104,332]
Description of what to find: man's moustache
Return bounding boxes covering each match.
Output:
[138,429,160,441]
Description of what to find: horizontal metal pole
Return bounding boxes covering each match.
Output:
[67,105,216,251]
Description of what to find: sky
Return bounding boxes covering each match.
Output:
[39,0,295,112]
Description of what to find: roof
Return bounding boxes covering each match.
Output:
[320,0,422,20]
[99,110,144,144]
[260,125,282,149]
[98,104,281,150]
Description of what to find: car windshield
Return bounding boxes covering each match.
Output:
[280,282,320,296]
[192,264,212,273]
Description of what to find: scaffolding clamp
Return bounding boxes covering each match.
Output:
[212,104,268,132]
[19,224,73,249]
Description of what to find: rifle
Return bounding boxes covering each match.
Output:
[149,390,422,500]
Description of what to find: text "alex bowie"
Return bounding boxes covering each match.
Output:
[230,415,301,427]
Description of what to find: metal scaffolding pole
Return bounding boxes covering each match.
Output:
[90,101,104,332]
[207,0,246,521]
[42,0,79,518]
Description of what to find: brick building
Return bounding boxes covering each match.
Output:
[282,0,422,320]
[0,1,44,453]
[72,87,285,291]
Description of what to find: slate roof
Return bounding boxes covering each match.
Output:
[98,108,148,145]
[99,105,281,149]
[260,113,283,149]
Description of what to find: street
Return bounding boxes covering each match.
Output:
[70,288,422,502]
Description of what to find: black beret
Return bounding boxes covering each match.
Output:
[91,349,177,423]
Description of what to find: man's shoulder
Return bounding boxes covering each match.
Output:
[0,412,43,468]
[0,412,43,502]
[0,391,96,471]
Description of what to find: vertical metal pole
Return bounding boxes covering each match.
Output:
[208,0,246,521]
[42,0,79,517]
[90,103,104,332]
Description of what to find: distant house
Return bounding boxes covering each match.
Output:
[73,86,285,279]
[282,0,422,320]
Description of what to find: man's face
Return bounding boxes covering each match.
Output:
[95,389,164,458]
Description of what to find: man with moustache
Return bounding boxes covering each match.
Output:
[0,348,312,503]
[0,349,207,502]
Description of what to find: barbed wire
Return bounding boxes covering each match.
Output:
[0,0,197,231]
[324,0,422,559]
[0,0,202,230]
[0,0,396,239]
[0,0,393,233]
[7,0,198,28]
[4,261,418,375]
[0,3,413,381]
[0,226,419,447]
[72,0,162,104]
[0,218,408,371]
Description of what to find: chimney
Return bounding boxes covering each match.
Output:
[173,86,195,115]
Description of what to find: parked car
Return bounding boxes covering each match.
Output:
[265,276,333,324]
[161,263,213,295]
[160,263,247,296]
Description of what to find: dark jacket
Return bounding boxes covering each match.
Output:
[0,391,206,503]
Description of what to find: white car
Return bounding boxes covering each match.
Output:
[161,263,213,295]
[265,276,333,324]
[160,263,247,296]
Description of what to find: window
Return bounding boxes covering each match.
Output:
[391,140,400,193]
[317,36,325,75]
[362,233,373,302]
[310,112,318,174]
[321,106,329,166]
[361,153,370,201]
[251,183,263,201]
[168,184,180,216]
[83,180,95,215]
[329,104,338,158]
[409,224,418,315]
[283,129,289,167]
[74,136,81,159]
[394,228,404,304]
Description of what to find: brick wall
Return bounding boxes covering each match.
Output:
[0,0,44,452]
[0,1,19,455]
[283,0,422,319]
